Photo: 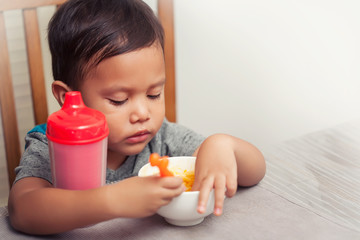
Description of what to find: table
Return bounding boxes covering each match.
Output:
[1,121,360,239]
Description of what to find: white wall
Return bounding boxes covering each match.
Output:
[175,0,360,152]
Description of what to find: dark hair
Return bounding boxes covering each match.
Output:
[48,0,164,89]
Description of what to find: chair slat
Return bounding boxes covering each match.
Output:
[158,0,176,123]
[0,12,21,186]
[0,0,66,11]
[23,8,49,124]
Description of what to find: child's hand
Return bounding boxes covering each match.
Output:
[107,176,185,218]
[192,134,238,216]
[192,134,266,216]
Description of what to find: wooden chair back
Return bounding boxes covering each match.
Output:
[158,0,176,123]
[0,0,67,187]
[0,0,176,187]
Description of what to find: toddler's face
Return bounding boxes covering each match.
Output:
[79,44,166,163]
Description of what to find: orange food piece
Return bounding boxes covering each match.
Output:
[149,153,174,177]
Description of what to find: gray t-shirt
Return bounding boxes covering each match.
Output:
[14,119,205,185]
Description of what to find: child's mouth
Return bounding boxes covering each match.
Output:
[126,131,150,144]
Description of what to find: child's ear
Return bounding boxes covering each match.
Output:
[52,81,72,106]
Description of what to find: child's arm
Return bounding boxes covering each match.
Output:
[9,176,184,235]
[192,134,266,216]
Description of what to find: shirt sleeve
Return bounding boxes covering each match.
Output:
[14,131,52,185]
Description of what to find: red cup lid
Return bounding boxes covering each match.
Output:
[46,91,109,145]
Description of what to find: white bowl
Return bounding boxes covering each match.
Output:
[138,156,215,226]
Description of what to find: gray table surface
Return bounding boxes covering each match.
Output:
[1,121,360,239]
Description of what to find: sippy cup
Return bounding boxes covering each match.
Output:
[46,91,109,190]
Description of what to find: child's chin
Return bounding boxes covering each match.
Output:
[123,143,150,156]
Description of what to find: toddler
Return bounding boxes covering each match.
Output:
[8,0,266,235]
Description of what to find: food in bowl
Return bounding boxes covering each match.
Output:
[170,167,195,192]
[148,153,195,191]
[138,156,215,226]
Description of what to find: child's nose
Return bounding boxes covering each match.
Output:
[130,100,150,123]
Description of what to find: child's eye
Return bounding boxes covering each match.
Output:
[108,98,127,106]
[148,93,161,100]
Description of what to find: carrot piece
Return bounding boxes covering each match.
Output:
[149,153,174,177]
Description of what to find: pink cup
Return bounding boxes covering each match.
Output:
[46,91,109,190]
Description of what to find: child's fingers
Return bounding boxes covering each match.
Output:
[158,176,184,189]
[162,185,186,202]
[225,177,238,197]
[153,177,186,203]
[191,177,201,191]
[213,176,226,216]
[196,176,214,214]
